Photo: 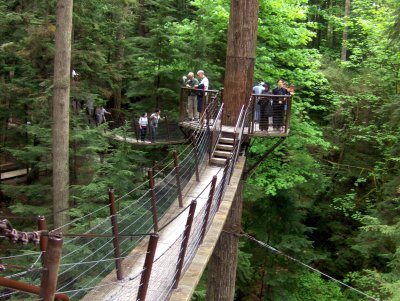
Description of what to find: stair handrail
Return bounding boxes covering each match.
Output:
[209,103,225,160]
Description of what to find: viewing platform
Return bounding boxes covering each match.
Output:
[178,88,292,138]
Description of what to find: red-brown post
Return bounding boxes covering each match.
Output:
[108,189,123,280]
[285,96,292,134]
[173,200,197,289]
[137,233,159,301]
[191,136,200,182]
[200,176,217,244]
[148,170,159,232]
[37,216,48,264]
[173,151,183,207]
[39,234,63,301]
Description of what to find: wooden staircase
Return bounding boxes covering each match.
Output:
[210,135,235,166]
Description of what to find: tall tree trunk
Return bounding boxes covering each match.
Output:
[341,0,351,61]
[222,0,259,126]
[327,0,334,48]
[52,0,73,229]
[207,181,244,301]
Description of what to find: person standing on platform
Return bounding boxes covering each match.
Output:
[138,112,148,142]
[272,79,290,131]
[185,72,199,121]
[259,82,272,131]
[195,70,209,120]
[253,82,266,122]
[149,109,162,143]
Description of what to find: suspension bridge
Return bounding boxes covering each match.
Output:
[0,91,292,301]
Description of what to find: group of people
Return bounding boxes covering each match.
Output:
[184,70,209,120]
[138,109,162,143]
[253,79,295,131]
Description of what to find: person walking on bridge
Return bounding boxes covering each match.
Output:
[149,109,162,143]
[138,112,148,142]
[185,72,199,121]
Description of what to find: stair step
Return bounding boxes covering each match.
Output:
[210,157,227,166]
[216,143,234,151]
[219,137,234,144]
[213,150,232,158]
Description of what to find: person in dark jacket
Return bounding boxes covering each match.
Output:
[272,79,290,131]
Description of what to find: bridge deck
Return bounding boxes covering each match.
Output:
[170,157,245,301]
[81,157,245,301]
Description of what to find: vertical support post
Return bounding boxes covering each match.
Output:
[39,234,63,301]
[37,216,48,264]
[209,129,214,161]
[191,136,200,182]
[285,96,292,134]
[200,176,217,244]
[165,115,171,141]
[179,87,185,122]
[148,170,159,232]
[137,233,159,301]
[173,200,197,289]
[218,158,231,209]
[173,152,183,207]
[108,189,123,280]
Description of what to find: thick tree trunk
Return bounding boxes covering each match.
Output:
[207,180,244,301]
[52,0,73,229]
[222,0,259,126]
[341,0,351,61]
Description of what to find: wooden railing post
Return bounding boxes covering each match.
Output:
[200,176,217,244]
[108,188,123,280]
[39,234,63,301]
[218,158,231,209]
[285,96,292,134]
[37,216,48,265]
[191,136,200,182]
[137,233,159,301]
[173,151,183,207]
[173,200,197,289]
[148,170,159,232]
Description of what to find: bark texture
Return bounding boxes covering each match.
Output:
[52,0,73,229]
[341,0,351,61]
[207,180,244,301]
[223,0,259,126]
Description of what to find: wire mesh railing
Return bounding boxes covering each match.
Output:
[0,95,247,301]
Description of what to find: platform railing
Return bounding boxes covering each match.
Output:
[249,94,292,135]
[179,87,220,122]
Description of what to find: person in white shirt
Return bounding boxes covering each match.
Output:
[138,112,148,142]
[195,70,209,119]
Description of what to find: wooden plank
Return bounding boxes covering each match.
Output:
[1,169,29,180]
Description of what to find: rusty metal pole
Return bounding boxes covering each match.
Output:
[191,136,200,182]
[173,151,183,207]
[173,200,197,289]
[218,158,231,209]
[0,277,70,301]
[37,216,48,264]
[108,189,123,280]
[39,234,63,301]
[148,170,159,232]
[200,176,217,244]
[137,233,159,301]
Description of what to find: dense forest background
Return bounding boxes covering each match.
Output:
[1,0,399,300]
